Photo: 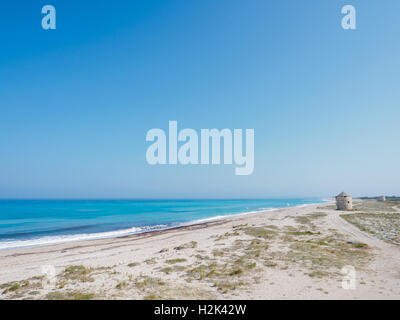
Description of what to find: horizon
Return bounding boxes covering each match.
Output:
[0,196,328,200]
[0,194,394,201]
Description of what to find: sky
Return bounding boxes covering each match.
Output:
[0,0,399,199]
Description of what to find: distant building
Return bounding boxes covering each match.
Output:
[336,192,353,211]
[379,196,386,202]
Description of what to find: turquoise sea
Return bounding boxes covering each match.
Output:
[0,199,325,250]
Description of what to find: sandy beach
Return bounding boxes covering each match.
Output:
[1,199,399,300]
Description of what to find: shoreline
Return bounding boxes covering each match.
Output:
[0,201,328,252]
[1,199,398,300]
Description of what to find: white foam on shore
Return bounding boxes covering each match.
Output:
[0,224,168,251]
[169,202,321,227]
[184,208,279,225]
[0,201,325,251]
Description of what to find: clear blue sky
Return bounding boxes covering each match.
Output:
[1,0,399,199]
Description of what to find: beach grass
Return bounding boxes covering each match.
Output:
[0,200,389,300]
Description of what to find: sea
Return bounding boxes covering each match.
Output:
[0,198,326,250]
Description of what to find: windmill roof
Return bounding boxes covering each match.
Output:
[336,192,350,197]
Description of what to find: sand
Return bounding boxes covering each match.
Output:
[0,199,399,300]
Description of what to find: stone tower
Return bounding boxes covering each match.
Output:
[336,192,353,211]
